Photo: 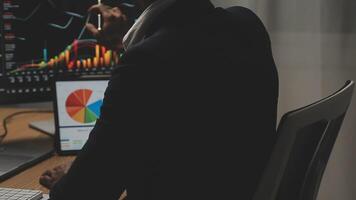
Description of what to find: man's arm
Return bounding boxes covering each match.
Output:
[49,65,142,200]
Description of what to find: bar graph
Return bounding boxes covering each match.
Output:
[11,39,120,73]
[0,0,130,104]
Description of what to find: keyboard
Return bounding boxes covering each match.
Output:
[0,187,48,200]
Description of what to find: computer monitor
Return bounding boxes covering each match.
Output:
[53,76,109,154]
[0,0,136,104]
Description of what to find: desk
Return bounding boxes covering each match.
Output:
[0,107,127,199]
[0,107,75,193]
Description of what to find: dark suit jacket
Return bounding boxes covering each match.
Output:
[50,1,279,199]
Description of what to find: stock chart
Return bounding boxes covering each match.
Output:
[0,0,132,103]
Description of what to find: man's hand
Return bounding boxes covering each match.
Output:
[39,162,72,190]
[86,4,130,51]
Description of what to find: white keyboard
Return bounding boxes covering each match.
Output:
[0,187,46,200]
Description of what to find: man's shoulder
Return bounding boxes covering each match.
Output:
[121,28,186,66]
[116,5,271,71]
[111,30,178,75]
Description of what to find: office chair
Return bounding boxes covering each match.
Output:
[253,80,355,200]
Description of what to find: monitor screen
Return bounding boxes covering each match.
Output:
[0,0,136,104]
[55,79,109,151]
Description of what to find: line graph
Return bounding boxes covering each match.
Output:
[48,17,74,29]
[3,0,129,78]
[13,3,42,22]
[13,0,85,32]
[13,0,60,22]
[0,0,128,104]
[48,11,85,30]
[64,11,85,19]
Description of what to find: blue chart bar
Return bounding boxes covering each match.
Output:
[43,48,48,62]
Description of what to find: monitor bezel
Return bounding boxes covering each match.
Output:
[53,75,110,155]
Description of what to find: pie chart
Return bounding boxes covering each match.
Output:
[65,89,103,124]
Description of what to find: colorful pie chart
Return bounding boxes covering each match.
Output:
[65,89,103,124]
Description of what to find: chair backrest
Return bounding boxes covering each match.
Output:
[253,80,355,200]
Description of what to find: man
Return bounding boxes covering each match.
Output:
[40,0,279,199]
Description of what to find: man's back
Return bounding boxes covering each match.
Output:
[119,2,279,199]
[49,1,278,199]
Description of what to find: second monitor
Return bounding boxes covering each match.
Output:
[0,0,137,104]
[53,76,109,155]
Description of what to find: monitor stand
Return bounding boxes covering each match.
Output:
[29,119,55,137]
[8,101,56,137]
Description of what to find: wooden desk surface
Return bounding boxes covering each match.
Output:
[0,106,126,199]
[0,107,75,193]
